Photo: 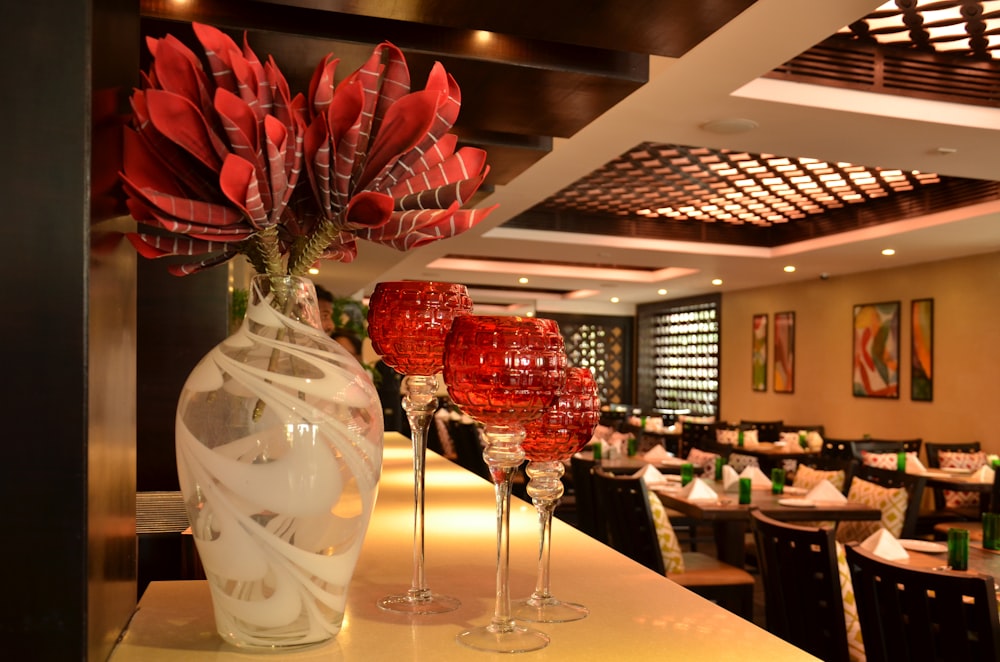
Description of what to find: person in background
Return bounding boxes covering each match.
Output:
[315,284,336,336]
[330,330,363,362]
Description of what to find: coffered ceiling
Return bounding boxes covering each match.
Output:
[141,0,1000,314]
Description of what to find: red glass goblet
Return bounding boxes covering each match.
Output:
[443,315,567,653]
[367,281,473,615]
[513,366,600,623]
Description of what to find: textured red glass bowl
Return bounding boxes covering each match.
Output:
[367,281,473,376]
[443,316,567,425]
[522,367,601,462]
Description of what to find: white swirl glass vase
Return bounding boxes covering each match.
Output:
[175,275,384,650]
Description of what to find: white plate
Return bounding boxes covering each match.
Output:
[939,467,973,475]
[899,539,947,553]
[777,498,815,508]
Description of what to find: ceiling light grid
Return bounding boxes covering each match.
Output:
[540,143,941,228]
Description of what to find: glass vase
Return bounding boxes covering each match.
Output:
[175,275,384,650]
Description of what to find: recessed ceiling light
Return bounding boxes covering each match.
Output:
[711,278,723,286]
[657,288,668,296]
[881,248,896,256]
[783,265,796,273]
[610,296,620,303]
[700,118,759,134]
[518,276,529,284]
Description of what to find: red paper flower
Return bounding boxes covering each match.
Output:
[121,22,494,278]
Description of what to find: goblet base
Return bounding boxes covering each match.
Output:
[377,591,460,615]
[511,596,589,623]
[456,623,550,653]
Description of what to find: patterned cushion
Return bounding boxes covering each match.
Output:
[836,478,909,542]
[836,542,867,662]
[793,464,846,491]
[860,450,916,470]
[728,453,759,473]
[716,428,758,446]
[939,451,987,509]
[685,448,720,477]
[647,491,685,574]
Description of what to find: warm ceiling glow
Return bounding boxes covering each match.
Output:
[711,278,723,285]
[657,288,668,295]
[308,267,320,275]
[518,277,529,284]
[783,265,796,273]
[609,296,620,303]
[881,248,896,256]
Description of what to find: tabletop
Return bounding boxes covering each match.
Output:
[109,433,818,662]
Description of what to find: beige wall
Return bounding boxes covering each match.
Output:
[720,250,1000,454]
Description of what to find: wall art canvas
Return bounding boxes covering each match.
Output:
[752,314,768,391]
[773,312,794,393]
[910,298,933,401]
[853,301,900,398]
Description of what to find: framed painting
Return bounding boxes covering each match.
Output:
[752,314,768,391]
[852,301,900,398]
[911,298,933,401]
[773,311,794,393]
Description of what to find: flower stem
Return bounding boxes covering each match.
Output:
[287,217,339,277]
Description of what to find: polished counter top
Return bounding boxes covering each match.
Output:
[110,433,816,661]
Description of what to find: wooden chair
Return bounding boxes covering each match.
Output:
[851,439,922,463]
[925,441,982,471]
[932,468,1000,541]
[749,510,849,662]
[844,464,927,540]
[740,419,782,442]
[922,442,984,531]
[592,470,755,619]
[680,420,718,453]
[781,423,825,438]
[821,438,856,460]
[793,455,854,488]
[845,544,1000,662]
[569,454,604,542]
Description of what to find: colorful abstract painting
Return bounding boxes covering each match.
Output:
[911,299,933,401]
[752,314,768,391]
[773,312,794,393]
[853,301,900,398]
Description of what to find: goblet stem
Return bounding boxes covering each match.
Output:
[512,460,589,623]
[377,374,460,614]
[457,424,549,653]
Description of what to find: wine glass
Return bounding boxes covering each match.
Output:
[367,281,473,614]
[443,315,567,653]
[512,366,600,623]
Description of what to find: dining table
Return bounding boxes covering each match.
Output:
[653,478,882,568]
[109,434,820,661]
[724,442,822,473]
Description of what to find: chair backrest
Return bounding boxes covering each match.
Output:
[680,420,716,450]
[845,544,1000,662]
[821,438,856,460]
[845,464,927,539]
[448,421,491,482]
[781,423,826,438]
[749,510,849,662]
[924,441,983,509]
[740,419,783,442]
[569,454,604,542]
[592,470,664,574]
[851,439,922,462]
[924,441,981,468]
[796,455,855,486]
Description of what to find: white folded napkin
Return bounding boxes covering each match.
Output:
[805,479,847,504]
[680,477,718,501]
[905,455,927,474]
[642,445,670,462]
[722,464,741,492]
[635,463,667,486]
[741,465,771,489]
[859,528,909,561]
[971,464,996,484]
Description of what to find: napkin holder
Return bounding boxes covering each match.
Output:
[860,528,909,561]
[680,477,718,501]
[805,479,847,504]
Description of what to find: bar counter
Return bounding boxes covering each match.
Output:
[110,433,816,661]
